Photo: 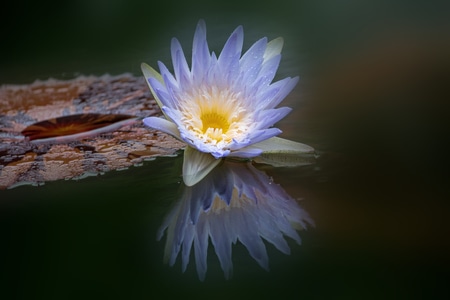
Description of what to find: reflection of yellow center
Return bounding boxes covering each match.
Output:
[201,112,230,133]
[208,189,255,215]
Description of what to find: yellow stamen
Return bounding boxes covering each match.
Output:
[179,86,252,147]
[201,112,230,133]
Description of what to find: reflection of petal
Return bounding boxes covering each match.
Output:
[157,160,313,280]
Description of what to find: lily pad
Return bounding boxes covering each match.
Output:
[0,74,185,189]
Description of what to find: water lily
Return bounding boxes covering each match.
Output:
[157,160,314,280]
[142,20,314,186]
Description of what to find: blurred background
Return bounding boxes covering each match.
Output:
[1,0,310,83]
[2,0,449,168]
[1,0,450,298]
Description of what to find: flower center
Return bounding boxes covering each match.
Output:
[178,85,253,148]
[201,112,230,134]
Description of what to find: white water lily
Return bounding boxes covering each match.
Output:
[142,20,314,186]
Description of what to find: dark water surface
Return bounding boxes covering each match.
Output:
[1,0,450,299]
[1,151,449,299]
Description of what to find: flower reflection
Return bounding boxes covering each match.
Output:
[157,160,313,280]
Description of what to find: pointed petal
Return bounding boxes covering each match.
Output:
[218,25,243,84]
[255,107,292,130]
[267,76,300,109]
[157,61,179,98]
[192,19,210,84]
[141,62,163,83]
[141,63,164,98]
[171,38,190,83]
[142,117,182,140]
[256,77,291,110]
[247,128,283,145]
[173,45,192,88]
[255,54,281,87]
[147,77,178,116]
[141,63,166,112]
[239,37,267,83]
[263,37,284,63]
[182,147,222,186]
[141,63,176,121]
[256,76,300,111]
[219,25,244,62]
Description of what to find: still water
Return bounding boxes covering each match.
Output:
[1,1,449,299]
[1,146,448,299]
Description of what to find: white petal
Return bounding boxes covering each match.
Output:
[142,117,182,140]
[192,19,210,84]
[263,37,284,63]
[182,147,222,186]
[239,38,266,83]
[141,62,163,83]
[172,39,192,88]
[141,63,170,119]
[251,137,316,167]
